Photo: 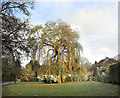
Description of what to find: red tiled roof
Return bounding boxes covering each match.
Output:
[89,57,118,71]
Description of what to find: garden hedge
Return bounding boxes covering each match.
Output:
[109,63,120,84]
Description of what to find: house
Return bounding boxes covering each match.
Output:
[89,57,118,72]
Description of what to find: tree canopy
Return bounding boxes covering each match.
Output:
[2,1,34,82]
[2,2,88,83]
[2,2,34,62]
[27,20,84,83]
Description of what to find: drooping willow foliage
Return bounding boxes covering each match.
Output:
[27,20,83,83]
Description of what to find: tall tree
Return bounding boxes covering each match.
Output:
[22,60,40,78]
[27,20,83,83]
[80,56,92,69]
[2,1,34,82]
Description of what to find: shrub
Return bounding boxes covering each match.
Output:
[37,78,41,82]
[87,74,93,81]
[28,77,38,82]
[80,75,88,81]
[109,63,120,84]
[103,75,111,83]
[21,76,28,82]
[46,78,52,83]
[96,76,102,82]
[65,75,71,82]
[93,68,98,77]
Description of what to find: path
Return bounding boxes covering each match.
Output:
[0,82,10,86]
[15,82,44,85]
[0,82,45,86]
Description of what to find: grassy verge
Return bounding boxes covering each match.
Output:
[9,81,41,84]
[2,81,119,96]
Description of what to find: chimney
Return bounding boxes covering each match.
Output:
[105,57,109,59]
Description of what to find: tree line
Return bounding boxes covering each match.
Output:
[2,1,89,83]
[22,20,88,83]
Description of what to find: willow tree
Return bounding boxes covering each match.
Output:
[28,20,82,83]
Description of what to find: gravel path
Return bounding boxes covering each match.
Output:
[15,82,44,85]
[0,82,10,86]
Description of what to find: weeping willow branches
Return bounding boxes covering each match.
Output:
[27,20,83,83]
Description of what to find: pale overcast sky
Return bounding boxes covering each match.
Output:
[21,0,118,67]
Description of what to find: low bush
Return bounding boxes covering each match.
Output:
[96,76,102,82]
[103,75,111,83]
[28,77,38,82]
[65,76,71,82]
[37,78,42,82]
[21,76,28,82]
[46,78,52,83]
[87,74,93,81]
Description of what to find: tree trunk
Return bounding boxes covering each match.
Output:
[58,69,61,83]
[15,75,16,84]
[58,48,62,84]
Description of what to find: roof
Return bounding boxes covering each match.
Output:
[89,57,118,71]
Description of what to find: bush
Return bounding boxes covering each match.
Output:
[87,74,93,81]
[46,78,52,83]
[65,75,71,82]
[90,62,120,84]
[37,78,42,82]
[80,75,88,81]
[109,63,120,84]
[103,75,111,83]
[96,76,102,82]
[28,77,38,82]
[93,68,98,77]
[21,76,28,82]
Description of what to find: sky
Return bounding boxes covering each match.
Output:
[21,0,118,67]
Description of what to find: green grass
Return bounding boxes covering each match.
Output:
[10,81,40,84]
[2,81,119,96]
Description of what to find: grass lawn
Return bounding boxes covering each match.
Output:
[9,81,42,84]
[2,81,119,96]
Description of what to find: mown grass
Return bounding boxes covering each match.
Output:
[10,81,41,84]
[2,81,119,96]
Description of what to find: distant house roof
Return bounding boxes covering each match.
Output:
[89,57,118,72]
